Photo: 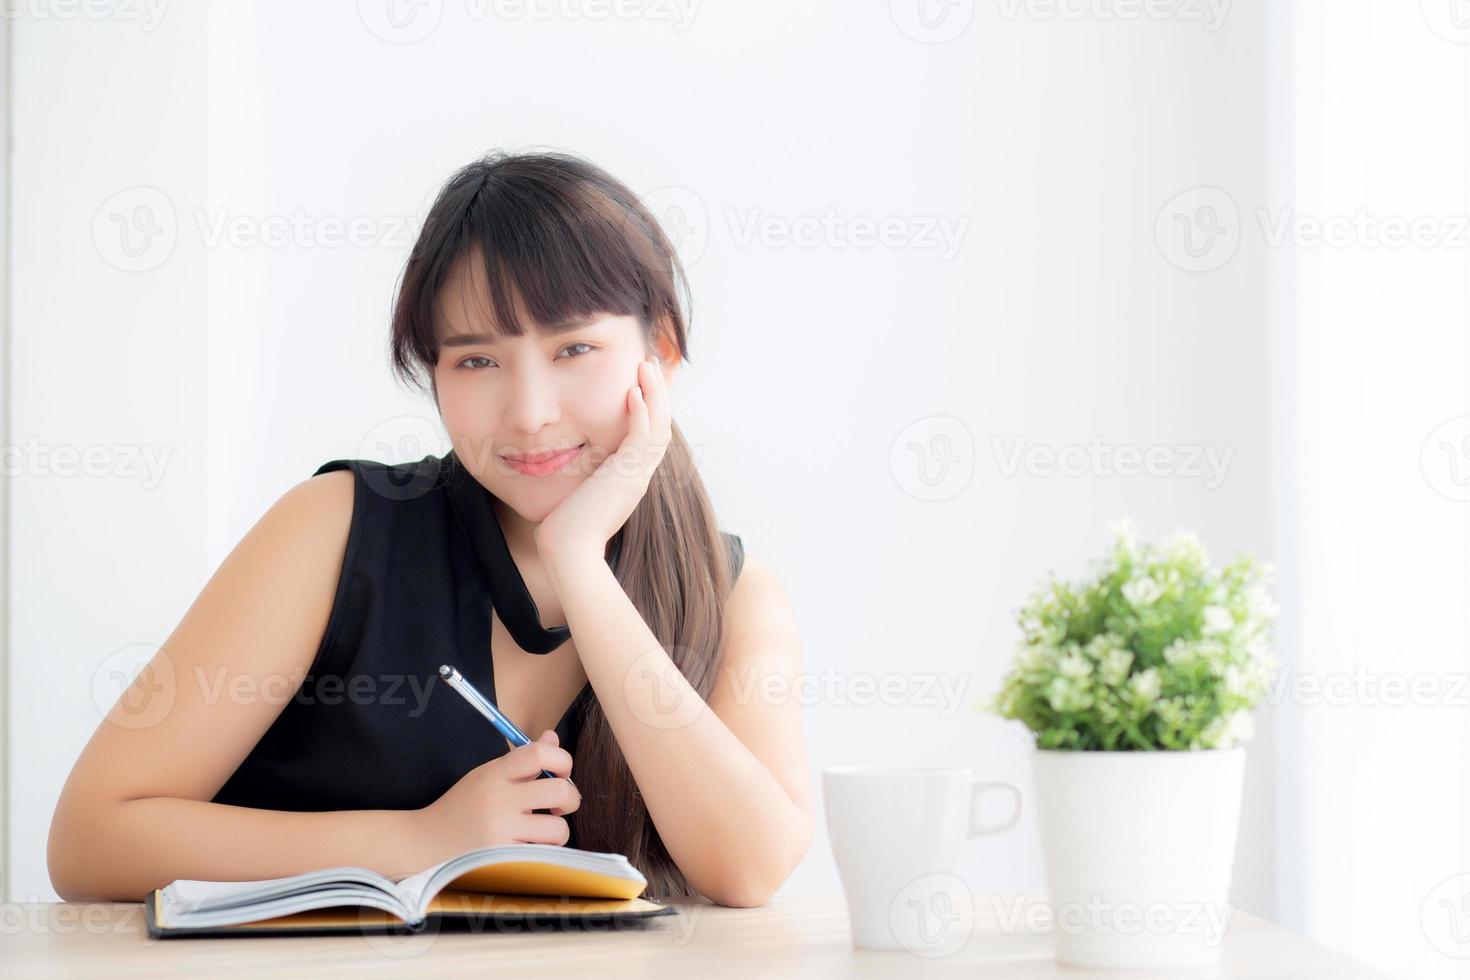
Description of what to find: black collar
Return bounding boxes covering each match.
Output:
[441,448,622,655]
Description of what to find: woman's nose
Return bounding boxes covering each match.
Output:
[502,364,562,434]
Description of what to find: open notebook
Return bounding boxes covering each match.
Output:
[144,843,675,938]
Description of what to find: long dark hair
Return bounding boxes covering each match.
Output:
[388,149,734,898]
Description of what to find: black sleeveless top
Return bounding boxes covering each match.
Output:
[210,449,744,850]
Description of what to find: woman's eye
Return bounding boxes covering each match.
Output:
[457,344,592,371]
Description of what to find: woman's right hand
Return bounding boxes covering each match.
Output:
[413,729,581,859]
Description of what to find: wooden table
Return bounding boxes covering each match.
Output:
[3,895,1390,977]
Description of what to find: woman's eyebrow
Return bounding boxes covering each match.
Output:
[441,332,499,348]
[441,316,599,348]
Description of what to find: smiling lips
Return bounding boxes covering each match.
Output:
[501,443,587,476]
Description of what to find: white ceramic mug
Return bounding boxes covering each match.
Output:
[823,765,1022,951]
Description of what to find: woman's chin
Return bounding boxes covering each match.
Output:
[493,482,576,524]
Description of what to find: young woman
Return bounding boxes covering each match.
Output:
[47,150,813,907]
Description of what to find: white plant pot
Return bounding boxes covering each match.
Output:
[1031,747,1246,970]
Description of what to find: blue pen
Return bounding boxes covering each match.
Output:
[438,664,565,781]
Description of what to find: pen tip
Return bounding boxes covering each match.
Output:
[438,664,452,678]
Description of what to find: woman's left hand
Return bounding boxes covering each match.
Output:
[534,355,672,565]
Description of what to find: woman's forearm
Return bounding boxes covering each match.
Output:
[545,552,810,906]
[48,796,428,903]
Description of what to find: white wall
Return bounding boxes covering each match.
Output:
[7,0,1274,911]
[1270,3,1470,977]
[0,5,10,908]
[7,3,208,901]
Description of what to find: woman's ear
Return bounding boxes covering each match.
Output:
[648,329,679,389]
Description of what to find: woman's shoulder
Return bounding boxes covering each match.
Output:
[310,453,450,508]
[282,465,357,528]
[290,454,455,581]
[715,543,800,674]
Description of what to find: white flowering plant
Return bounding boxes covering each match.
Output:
[988,519,1279,751]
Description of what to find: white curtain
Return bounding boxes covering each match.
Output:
[1272,2,1469,976]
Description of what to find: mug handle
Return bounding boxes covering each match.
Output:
[968,781,1022,837]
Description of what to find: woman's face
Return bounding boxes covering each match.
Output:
[431,253,668,523]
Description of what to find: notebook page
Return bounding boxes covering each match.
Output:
[162,887,414,929]
[165,866,399,913]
